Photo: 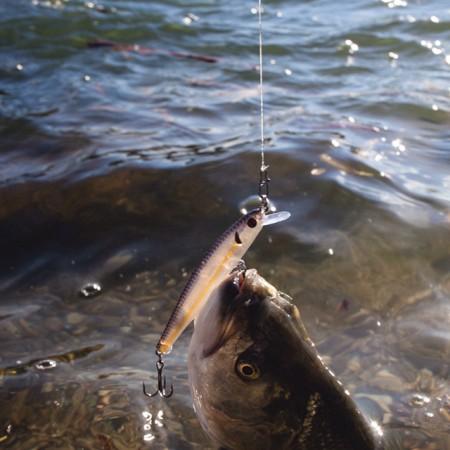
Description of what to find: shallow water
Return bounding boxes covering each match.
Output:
[0,0,449,448]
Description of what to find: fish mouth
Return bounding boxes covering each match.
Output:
[239,268,305,333]
[195,268,307,358]
[238,268,278,298]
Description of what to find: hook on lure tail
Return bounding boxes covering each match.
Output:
[143,350,174,398]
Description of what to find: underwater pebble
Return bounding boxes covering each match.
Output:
[42,382,54,393]
[371,369,405,391]
[0,424,13,444]
[72,325,89,336]
[46,317,64,332]
[414,368,435,392]
[67,312,84,325]
[347,356,361,372]
[166,278,176,288]
[79,282,102,298]
[439,405,450,421]
[410,393,431,407]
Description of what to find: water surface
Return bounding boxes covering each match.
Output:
[0,0,449,448]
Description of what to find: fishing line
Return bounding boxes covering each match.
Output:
[257,0,270,212]
[258,0,265,168]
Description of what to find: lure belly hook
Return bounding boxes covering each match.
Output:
[143,350,174,398]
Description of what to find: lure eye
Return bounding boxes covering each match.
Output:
[247,217,257,228]
[236,360,260,381]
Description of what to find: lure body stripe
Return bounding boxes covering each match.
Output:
[156,210,265,355]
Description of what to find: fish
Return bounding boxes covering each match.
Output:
[187,268,383,450]
[156,209,290,355]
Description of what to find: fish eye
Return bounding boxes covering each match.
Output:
[247,217,257,228]
[236,360,260,381]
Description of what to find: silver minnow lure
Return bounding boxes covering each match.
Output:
[156,208,290,355]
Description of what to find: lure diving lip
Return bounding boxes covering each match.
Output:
[156,208,290,355]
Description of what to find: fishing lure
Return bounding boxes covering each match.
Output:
[157,208,289,355]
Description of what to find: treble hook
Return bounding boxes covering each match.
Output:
[258,164,270,213]
[143,350,174,398]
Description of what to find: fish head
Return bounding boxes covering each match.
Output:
[188,268,379,450]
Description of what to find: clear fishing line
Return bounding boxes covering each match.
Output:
[257,0,270,211]
[258,0,266,172]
